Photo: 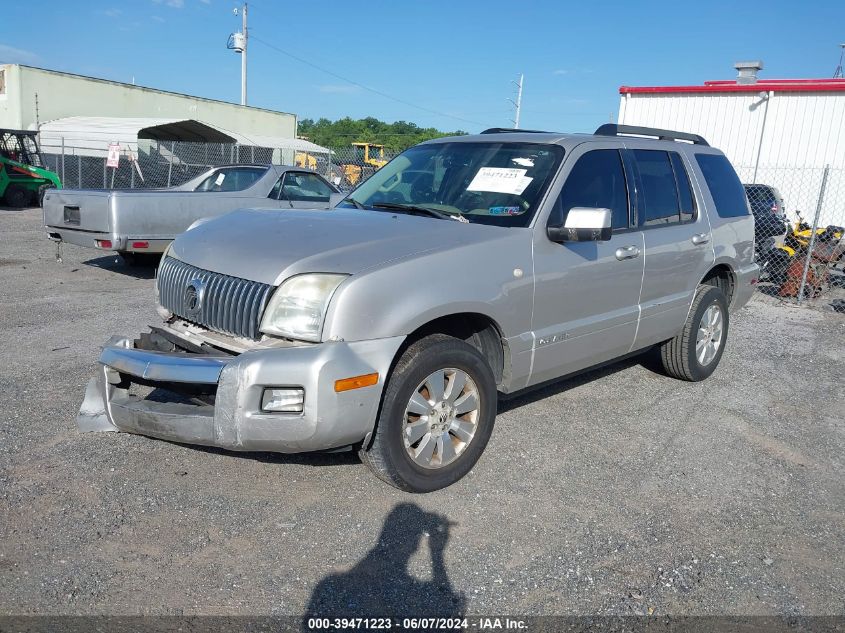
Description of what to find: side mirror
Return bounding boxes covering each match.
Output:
[328,192,345,208]
[547,207,612,242]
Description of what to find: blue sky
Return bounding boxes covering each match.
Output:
[1,0,844,133]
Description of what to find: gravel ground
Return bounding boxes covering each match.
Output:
[1,206,843,618]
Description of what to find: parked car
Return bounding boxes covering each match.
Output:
[744,183,788,242]
[78,124,758,492]
[43,164,341,264]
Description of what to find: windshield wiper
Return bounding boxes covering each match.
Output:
[369,202,466,222]
[345,197,366,209]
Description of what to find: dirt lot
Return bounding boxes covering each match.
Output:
[1,206,843,618]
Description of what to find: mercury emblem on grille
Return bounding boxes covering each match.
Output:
[183,278,205,317]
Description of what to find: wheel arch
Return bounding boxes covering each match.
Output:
[398,312,508,386]
[700,263,736,307]
[361,311,508,451]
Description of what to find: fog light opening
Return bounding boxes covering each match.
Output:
[261,387,305,413]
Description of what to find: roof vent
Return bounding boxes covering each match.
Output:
[734,60,763,84]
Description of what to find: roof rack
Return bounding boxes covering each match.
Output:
[594,124,709,146]
[480,127,550,134]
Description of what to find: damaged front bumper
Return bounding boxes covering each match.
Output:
[78,331,405,453]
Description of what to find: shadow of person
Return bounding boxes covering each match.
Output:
[304,503,465,620]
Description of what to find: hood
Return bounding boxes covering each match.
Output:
[169,207,515,286]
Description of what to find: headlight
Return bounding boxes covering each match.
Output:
[260,273,347,341]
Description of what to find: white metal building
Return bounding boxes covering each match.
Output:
[618,64,845,225]
[35,116,329,159]
[0,64,297,143]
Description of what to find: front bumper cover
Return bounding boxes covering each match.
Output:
[78,333,405,453]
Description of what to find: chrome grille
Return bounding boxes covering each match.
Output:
[157,256,273,340]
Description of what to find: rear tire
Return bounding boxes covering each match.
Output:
[3,185,30,208]
[659,286,729,382]
[360,334,497,492]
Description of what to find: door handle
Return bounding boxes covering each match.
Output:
[691,233,711,245]
[615,245,640,261]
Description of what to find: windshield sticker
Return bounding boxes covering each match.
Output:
[214,172,226,186]
[467,167,533,195]
[511,157,535,167]
[489,206,524,216]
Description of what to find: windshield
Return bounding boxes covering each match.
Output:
[339,141,564,227]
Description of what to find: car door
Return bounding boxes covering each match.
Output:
[626,147,715,349]
[529,144,645,386]
[276,171,336,209]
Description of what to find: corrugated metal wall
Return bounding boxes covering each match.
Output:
[619,93,765,165]
[618,91,845,225]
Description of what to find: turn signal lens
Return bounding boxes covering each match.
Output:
[334,373,379,393]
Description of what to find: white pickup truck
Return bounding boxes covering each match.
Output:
[43,164,341,264]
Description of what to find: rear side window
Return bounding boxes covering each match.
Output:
[550,149,629,231]
[695,154,749,218]
[633,150,681,226]
[670,153,696,222]
[194,167,266,192]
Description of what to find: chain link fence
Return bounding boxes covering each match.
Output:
[36,137,845,309]
[734,164,845,308]
[41,140,397,193]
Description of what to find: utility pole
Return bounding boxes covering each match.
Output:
[241,3,248,105]
[228,4,248,105]
[507,73,524,128]
[835,43,845,79]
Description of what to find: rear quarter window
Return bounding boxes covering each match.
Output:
[695,154,749,218]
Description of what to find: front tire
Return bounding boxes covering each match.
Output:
[659,285,729,382]
[360,334,497,492]
[3,185,30,208]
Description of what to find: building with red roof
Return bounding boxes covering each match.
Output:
[618,62,845,225]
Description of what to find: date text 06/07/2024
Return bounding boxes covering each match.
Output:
[305,617,529,630]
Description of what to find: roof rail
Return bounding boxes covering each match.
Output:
[480,127,550,134]
[594,124,709,146]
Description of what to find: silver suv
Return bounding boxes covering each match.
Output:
[79,125,758,492]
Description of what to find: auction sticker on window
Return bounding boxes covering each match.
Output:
[467,167,532,195]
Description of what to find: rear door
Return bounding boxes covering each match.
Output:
[628,147,715,349]
[529,144,645,385]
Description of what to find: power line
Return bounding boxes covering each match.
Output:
[249,35,484,128]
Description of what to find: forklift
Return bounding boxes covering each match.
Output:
[0,129,62,207]
[341,143,388,187]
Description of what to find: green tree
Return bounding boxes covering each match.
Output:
[298,117,466,153]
